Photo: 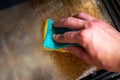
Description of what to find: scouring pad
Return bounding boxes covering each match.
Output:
[43,19,77,52]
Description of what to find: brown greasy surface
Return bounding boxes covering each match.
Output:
[0,0,103,80]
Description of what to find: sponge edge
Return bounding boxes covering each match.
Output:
[43,19,78,52]
[43,19,67,52]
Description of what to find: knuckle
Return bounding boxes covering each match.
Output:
[69,32,80,43]
[63,32,69,39]
[78,12,86,17]
[85,21,97,28]
[58,34,64,41]
[73,32,79,40]
[53,35,58,40]
[64,32,74,42]
[54,34,64,42]
[64,17,73,25]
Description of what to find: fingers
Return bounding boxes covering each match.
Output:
[54,17,85,30]
[73,12,96,21]
[53,31,83,45]
[53,13,96,30]
[66,46,92,64]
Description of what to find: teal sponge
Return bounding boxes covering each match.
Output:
[43,19,78,52]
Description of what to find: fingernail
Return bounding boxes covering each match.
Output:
[53,34,56,39]
[53,34,64,41]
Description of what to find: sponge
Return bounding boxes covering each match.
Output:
[43,19,78,52]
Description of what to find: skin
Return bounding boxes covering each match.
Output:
[53,13,120,72]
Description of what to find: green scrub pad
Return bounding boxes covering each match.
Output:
[43,19,78,52]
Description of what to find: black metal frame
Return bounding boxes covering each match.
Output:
[80,69,120,80]
[101,0,120,31]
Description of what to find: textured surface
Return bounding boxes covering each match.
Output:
[0,0,104,80]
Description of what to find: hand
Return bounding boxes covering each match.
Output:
[53,13,120,72]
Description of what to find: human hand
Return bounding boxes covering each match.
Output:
[53,13,120,72]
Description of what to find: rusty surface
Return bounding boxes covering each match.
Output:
[0,0,103,80]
